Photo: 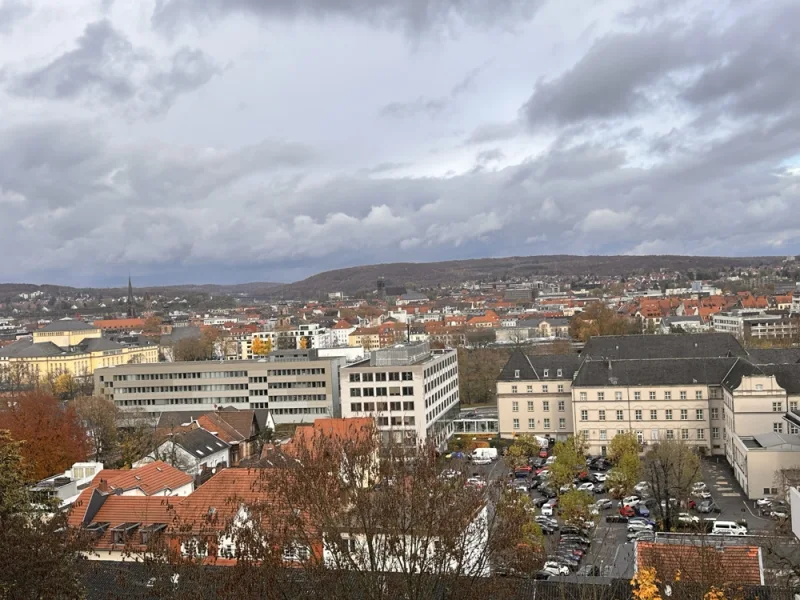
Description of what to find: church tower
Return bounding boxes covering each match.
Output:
[126,276,137,318]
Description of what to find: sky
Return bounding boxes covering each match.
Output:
[1,0,800,286]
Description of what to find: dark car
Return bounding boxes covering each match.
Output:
[576,565,601,577]
[553,553,580,566]
[539,524,557,535]
[594,482,606,494]
[532,496,549,508]
[533,570,551,580]
[528,479,541,491]
[697,499,721,514]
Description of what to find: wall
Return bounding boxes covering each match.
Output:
[497,379,573,440]
[790,487,800,540]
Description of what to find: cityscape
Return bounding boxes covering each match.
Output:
[3,0,800,599]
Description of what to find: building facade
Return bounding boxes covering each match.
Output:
[340,342,460,450]
[95,350,344,425]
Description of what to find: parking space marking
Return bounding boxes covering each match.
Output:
[720,492,740,497]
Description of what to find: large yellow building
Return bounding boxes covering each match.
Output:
[0,319,158,381]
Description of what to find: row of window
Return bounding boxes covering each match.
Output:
[116,384,248,394]
[350,401,416,413]
[510,384,565,394]
[424,366,458,393]
[426,378,458,409]
[511,400,565,413]
[350,386,414,397]
[511,417,567,430]
[268,381,326,389]
[114,396,249,407]
[113,371,247,381]
[349,371,413,383]
[578,390,705,401]
[426,389,458,425]
[269,394,327,402]
[772,422,800,434]
[266,368,326,376]
[424,353,457,379]
[512,368,563,379]
[271,407,329,415]
[578,408,707,421]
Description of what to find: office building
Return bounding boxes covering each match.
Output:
[340,342,460,450]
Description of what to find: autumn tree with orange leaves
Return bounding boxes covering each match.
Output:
[0,391,88,480]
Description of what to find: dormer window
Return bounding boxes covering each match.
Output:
[110,522,141,545]
[557,369,562,377]
[543,369,549,378]
[514,370,520,379]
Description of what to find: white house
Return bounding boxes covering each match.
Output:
[135,427,230,476]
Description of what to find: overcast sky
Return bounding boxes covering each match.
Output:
[1,0,799,286]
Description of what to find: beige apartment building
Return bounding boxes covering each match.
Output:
[95,349,344,425]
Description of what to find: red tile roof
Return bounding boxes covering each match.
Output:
[636,542,763,586]
[89,461,193,496]
[92,318,146,330]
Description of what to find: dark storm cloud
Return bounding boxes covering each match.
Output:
[4,20,219,116]
[151,0,544,36]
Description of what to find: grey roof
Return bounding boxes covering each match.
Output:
[750,432,800,450]
[158,408,273,434]
[517,318,570,328]
[167,427,230,458]
[398,292,428,301]
[661,316,704,325]
[0,338,65,358]
[498,349,582,381]
[746,348,800,365]
[758,363,800,394]
[78,337,126,352]
[160,326,202,345]
[721,358,764,390]
[573,357,738,387]
[581,333,746,360]
[39,319,96,332]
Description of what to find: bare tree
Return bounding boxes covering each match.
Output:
[643,439,701,530]
[72,395,119,462]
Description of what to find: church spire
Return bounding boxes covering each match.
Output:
[126,275,137,318]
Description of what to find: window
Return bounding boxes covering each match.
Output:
[543,401,550,412]
[650,409,657,420]
[617,430,625,437]
[599,430,607,440]
[581,429,589,438]
[557,369,563,377]
[559,418,566,429]
[695,390,703,399]
[615,392,623,401]
[351,402,362,412]
[543,418,550,429]
[542,385,549,393]
[402,401,414,410]
[790,401,798,411]
[511,385,518,394]
[527,401,534,412]
[558,384,564,393]
[712,427,720,440]
[283,544,309,562]
[616,410,624,421]
[651,429,659,440]
[634,391,641,401]
[512,401,519,413]
[364,402,375,412]
[680,409,688,421]
[580,409,588,421]
[790,424,799,435]
[696,409,704,421]
[512,418,520,430]
[755,384,763,391]
[402,386,413,396]
[697,429,705,440]
[390,401,401,411]
[514,369,520,378]
[597,392,605,401]
[528,418,535,429]
[635,409,642,421]
[376,402,388,411]
[526,385,533,393]
[649,391,657,400]
[543,369,549,377]
[558,400,565,412]
[362,373,374,382]
[389,372,400,381]
[772,402,783,412]
[680,391,687,400]
[376,373,387,382]
[666,430,674,440]
[402,372,413,381]
[681,429,689,440]
[665,409,673,420]
[773,422,784,433]
[598,410,606,421]
[579,392,587,401]
[665,392,672,400]
[349,373,361,382]
[350,388,362,397]
[376,387,387,396]
[710,408,719,420]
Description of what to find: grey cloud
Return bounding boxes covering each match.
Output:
[358,162,412,175]
[4,20,220,116]
[151,0,544,36]
[475,148,505,165]
[0,0,31,34]
[465,120,521,145]
[522,22,712,128]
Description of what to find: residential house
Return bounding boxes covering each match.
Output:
[135,427,230,476]
[88,461,195,497]
[195,410,261,466]
[467,310,500,329]
[32,461,104,509]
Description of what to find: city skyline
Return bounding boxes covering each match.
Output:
[2,0,800,285]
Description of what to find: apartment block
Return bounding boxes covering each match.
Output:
[712,309,800,340]
[94,350,344,425]
[340,342,459,450]
[239,324,335,358]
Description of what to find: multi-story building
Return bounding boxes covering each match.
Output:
[792,284,800,315]
[496,353,581,441]
[95,349,344,425]
[340,342,459,450]
[0,319,158,381]
[712,309,799,340]
[239,324,335,359]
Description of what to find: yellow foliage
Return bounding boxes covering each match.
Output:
[631,567,662,600]
[704,587,726,600]
[53,373,75,396]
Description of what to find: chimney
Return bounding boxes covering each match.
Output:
[97,478,109,494]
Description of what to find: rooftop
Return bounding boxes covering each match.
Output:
[581,333,747,360]
[39,319,98,332]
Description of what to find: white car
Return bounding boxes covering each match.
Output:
[559,484,576,494]
[627,521,654,533]
[633,481,650,494]
[543,562,570,576]
[677,512,700,524]
[473,456,491,466]
[756,497,773,508]
[465,477,486,489]
[577,483,595,493]
[622,496,641,507]
[692,482,708,493]
[592,473,607,482]
[541,502,556,517]
[695,490,712,500]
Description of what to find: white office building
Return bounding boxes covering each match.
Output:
[341,342,460,450]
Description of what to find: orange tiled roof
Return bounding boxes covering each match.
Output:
[89,461,194,496]
[93,318,146,329]
[636,542,762,586]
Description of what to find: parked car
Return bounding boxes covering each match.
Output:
[636,506,651,518]
[591,472,608,483]
[627,530,655,542]
[535,516,559,529]
[541,500,558,517]
[619,505,636,518]
[627,517,656,527]
[533,570,552,580]
[539,524,558,535]
[711,521,748,536]
[770,508,789,520]
[576,565,601,577]
[697,499,721,514]
[692,482,708,494]
[465,477,486,489]
[676,512,700,525]
[633,481,651,494]
[559,484,577,494]
[595,498,613,510]
[594,482,606,494]
[627,521,654,533]
[622,496,641,507]
[577,482,595,493]
[756,497,773,508]
[542,562,570,576]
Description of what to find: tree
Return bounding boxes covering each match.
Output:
[643,439,701,530]
[52,372,78,400]
[558,488,594,526]
[606,432,642,497]
[143,316,162,335]
[569,302,640,342]
[0,391,88,480]
[172,328,220,361]
[0,431,90,599]
[72,395,119,462]
[505,434,540,469]
[252,337,273,356]
[458,347,510,405]
[549,434,587,493]
[465,329,496,348]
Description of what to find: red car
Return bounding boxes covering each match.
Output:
[619,505,636,518]
[539,449,549,458]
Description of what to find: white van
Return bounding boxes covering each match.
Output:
[471,447,498,462]
[711,521,747,536]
